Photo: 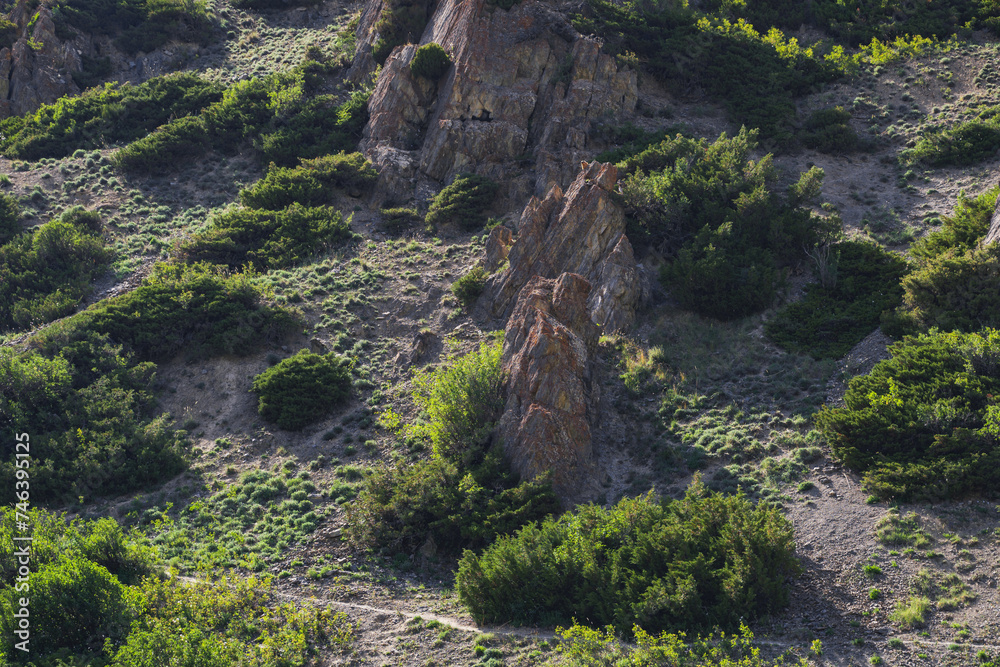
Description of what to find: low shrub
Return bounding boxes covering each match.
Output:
[910,187,995,261]
[451,265,487,308]
[456,479,799,634]
[112,115,208,174]
[816,328,1000,501]
[902,118,1000,168]
[380,207,421,234]
[180,204,352,270]
[425,174,498,231]
[252,350,352,430]
[348,342,559,552]
[258,88,372,167]
[765,240,908,358]
[230,0,320,8]
[239,153,377,210]
[890,596,931,629]
[53,0,214,54]
[0,73,223,160]
[621,128,831,319]
[410,42,451,80]
[801,106,866,153]
[0,210,113,333]
[0,192,20,245]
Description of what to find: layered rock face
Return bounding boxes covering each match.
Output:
[498,273,599,503]
[0,3,81,117]
[355,0,638,203]
[486,161,642,333]
[985,185,1000,247]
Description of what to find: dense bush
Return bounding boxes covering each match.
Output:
[380,206,421,234]
[0,192,20,245]
[240,153,377,210]
[620,128,831,319]
[48,262,299,362]
[451,265,487,308]
[0,209,113,333]
[425,174,498,231]
[801,106,866,153]
[179,204,352,270]
[258,88,371,167]
[901,118,1000,168]
[112,114,208,173]
[811,0,1000,45]
[372,0,433,63]
[456,480,800,634]
[52,0,214,54]
[348,342,559,552]
[410,42,451,79]
[0,73,223,160]
[884,188,1000,336]
[766,240,908,358]
[816,328,1000,501]
[251,350,352,430]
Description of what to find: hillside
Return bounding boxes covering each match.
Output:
[1,0,1000,665]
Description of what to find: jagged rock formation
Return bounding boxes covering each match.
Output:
[354,0,638,205]
[985,184,1000,246]
[485,161,642,332]
[497,272,600,503]
[0,3,81,117]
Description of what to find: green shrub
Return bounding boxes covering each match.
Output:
[41,262,298,361]
[258,88,371,167]
[0,212,113,333]
[0,73,223,160]
[811,0,1000,46]
[816,328,1000,501]
[902,119,1000,168]
[112,114,208,174]
[230,0,320,8]
[765,240,908,358]
[595,123,683,165]
[53,0,214,54]
[456,479,799,634]
[801,106,866,153]
[180,204,352,270]
[372,0,433,63]
[348,341,559,552]
[410,42,451,80]
[451,265,487,308]
[239,153,377,210]
[72,54,113,90]
[252,350,352,430]
[425,174,498,231]
[621,128,830,319]
[911,188,996,261]
[381,207,421,234]
[0,192,20,245]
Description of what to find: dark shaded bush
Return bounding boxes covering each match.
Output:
[817,329,1000,501]
[801,106,865,153]
[71,54,113,91]
[258,88,371,167]
[456,480,800,634]
[425,174,498,231]
[112,114,208,173]
[811,0,1000,45]
[0,192,20,245]
[0,211,113,333]
[380,207,421,234]
[43,262,299,361]
[372,0,433,63]
[52,0,213,54]
[594,123,684,165]
[0,73,223,160]
[910,187,996,261]
[230,0,320,8]
[451,266,487,308]
[410,42,451,80]
[251,350,352,430]
[347,342,559,553]
[180,204,352,270]
[766,240,908,359]
[902,119,1000,168]
[621,128,831,319]
[239,153,377,210]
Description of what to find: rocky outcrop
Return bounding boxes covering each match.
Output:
[355,0,637,206]
[0,4,81,117]
[985,185,1000,247]
[483,224,512,272]
[498,272,600,503]
[485,161,642,332]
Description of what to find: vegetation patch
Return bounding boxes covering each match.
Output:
[372,0,433,63]
[876,510,934,548]
[765,240,908,359]
[425,174,498,231]
[912,568,977,610]
[410,42,452,80]
[0,73,223,161]
[52,0,214,54]
[252,349,353,430]
[801,106,867,153]
[620,128,832,319]
[816,328,1000,501]
[902,116,1000,168]
[347,341,559,553]
[451,265,487,308]
[239,153,377,210]
[456,480,799,633]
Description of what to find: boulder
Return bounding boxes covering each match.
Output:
[483,224,512,272]
[497,273,600,504]
[485,161,641,331]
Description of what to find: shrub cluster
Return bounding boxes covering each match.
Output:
[810,0,1000,45]
[252,350,353,430]
[240,153,377,210]
[456,480,800,634]
[0,73,223,161]
[816,328,1000,501]
[883,187,1000,336]
[52,0,214,54]
[766,240,908,359]
[451,265,487,308]
[0,208,113,333]
[0,509,353,665]
[800,106,867,153]
[380,206,421,234]
[372,0,433,63]
[425,173,498,231]
[347,342,559,553]
[620,128,831,319]
[410,42,451,80]
[902,115,1000,168]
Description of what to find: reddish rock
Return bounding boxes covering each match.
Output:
[483,224,512,272]
[486,161,641,331]
[498,273,600,503]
